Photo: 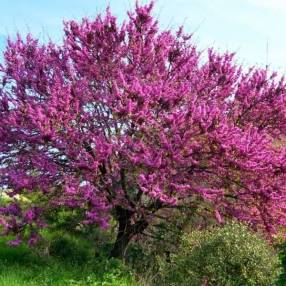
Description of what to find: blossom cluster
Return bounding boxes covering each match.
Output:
[1,2,286,243]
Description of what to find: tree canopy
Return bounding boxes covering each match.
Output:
[1,2,286,257]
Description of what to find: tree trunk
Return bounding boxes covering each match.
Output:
[109,225,133,258]
[109,206,148,259]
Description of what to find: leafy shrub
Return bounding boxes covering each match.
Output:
[45,207,85,234]
[48,234,91,263]
[125,207,212,284]
[163,222,281,286]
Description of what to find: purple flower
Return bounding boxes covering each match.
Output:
[7,239,22,247]
[0,1,286,247]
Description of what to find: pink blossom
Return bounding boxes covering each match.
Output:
[1,2,286,245]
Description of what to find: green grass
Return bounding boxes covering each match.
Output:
[0,243,74,285]
[0,236,137,286]
[0,232,285,286]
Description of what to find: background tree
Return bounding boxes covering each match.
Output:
[1,2,286,258]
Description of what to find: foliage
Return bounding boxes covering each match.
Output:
[46,207,85,233]
[0,236,136,286]
[276,241,286,285]
[125,209,209,284]
[162,222,281,286]
[48,233,91,263]
[1,1,286,256]
[0,226,285,286]
[67,258,136,286]
[125,208,190,278]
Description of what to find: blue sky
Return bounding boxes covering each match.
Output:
[0,0,286,72]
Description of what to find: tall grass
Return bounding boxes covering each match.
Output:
[0,236,136,286]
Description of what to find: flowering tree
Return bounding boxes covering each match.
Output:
[1,2,286,258]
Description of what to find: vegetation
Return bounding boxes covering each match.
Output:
[1,2,286,285]
[0,235,136,286]
[2,2,286,259]
[0,223,285,285]
[162,222,281,286]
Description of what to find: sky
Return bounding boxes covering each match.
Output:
[0,0,286,73]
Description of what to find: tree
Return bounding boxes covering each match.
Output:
[1,2,286,258]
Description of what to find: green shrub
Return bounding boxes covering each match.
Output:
[163,222,281,286]
[45,207,85,234]
[48,234,90,263]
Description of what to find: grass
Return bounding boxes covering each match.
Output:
[0,236,137,286]
[0,243,74,285]
[0,231,285,286]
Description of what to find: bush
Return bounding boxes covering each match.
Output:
[48,234,91,264]
[125,207,216,284]
[163,222,281,286]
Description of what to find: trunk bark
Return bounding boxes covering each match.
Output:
[109,206,148,259]
[109,225,133,259]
